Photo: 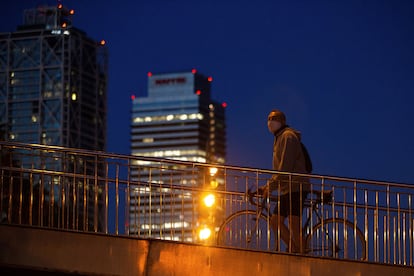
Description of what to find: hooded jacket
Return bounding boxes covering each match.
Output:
[269,125,311,194]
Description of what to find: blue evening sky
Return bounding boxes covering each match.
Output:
[2,0,414,184]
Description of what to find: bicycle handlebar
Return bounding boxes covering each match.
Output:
[247,188,272,211]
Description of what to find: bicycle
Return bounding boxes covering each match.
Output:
[216,188,367,261]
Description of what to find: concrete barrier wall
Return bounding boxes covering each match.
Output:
[0,225,413,276]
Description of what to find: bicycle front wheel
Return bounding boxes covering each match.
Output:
[216,210,273,251]
[305,218,367,261]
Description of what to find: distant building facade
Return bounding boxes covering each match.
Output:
[0,4,108,231]
[130,70,226,241]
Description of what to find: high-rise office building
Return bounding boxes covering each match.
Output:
[130,70,226,241]
[0,4,107,153]
[0,4,108,231]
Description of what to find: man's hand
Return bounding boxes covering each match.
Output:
[258,184,270,199]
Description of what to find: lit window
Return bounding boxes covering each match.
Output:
[143,138,154,143]
[71,93,77,101]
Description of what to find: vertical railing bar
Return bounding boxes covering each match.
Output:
[40,171,44,227]
[397,193,401,264]
[403,212,406,265]
[148,166,152,238]
[343,187,347,259]
[387,185,390,263]
[393,216,396,264]
[57,174,61,229]
[104,161,109,234]
[115,164,119,235]
[330,181,335,259]
[126,158,131,236]
[83,162,87,231]
[29,172,33,226]
[364,189,368,261]
[409,194,413,266]
[94,154,98,232]
[353,181,357,259]
[73,158,78,230]
[374,191,378,262]
[383,215,387,263]
[18,169,22,225]
[0,167,3,222]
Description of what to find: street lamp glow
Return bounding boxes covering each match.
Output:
[198,226,212,240]
[203,193,215,207]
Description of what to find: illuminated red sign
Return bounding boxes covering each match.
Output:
[155,77,186,85]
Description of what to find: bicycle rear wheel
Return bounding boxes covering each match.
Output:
[305,218,367,260]
[216,210,273,251]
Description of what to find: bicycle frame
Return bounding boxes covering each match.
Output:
[216,188,367,260]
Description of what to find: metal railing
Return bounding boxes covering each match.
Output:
[0,141,413,266]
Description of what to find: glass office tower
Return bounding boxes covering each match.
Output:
[0,4,108,231]
[0,4,107,153]
[130,70,226,241]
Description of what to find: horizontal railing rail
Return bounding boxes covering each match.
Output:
[0,141,413,266]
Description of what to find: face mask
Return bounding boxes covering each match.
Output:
[268,120,282,134]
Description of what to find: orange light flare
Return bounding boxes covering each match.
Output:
[100,40,106,46]
[207,76,213,82]
[57,4,63,9]
[69,9,75,15]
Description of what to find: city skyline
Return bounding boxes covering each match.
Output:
[2,1,414,185]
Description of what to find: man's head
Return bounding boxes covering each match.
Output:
[267,109,286,134]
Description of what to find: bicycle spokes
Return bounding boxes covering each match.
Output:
[306,218,366,260]
[217,210,273,251]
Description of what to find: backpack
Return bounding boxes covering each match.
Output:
[300,142,313,173]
